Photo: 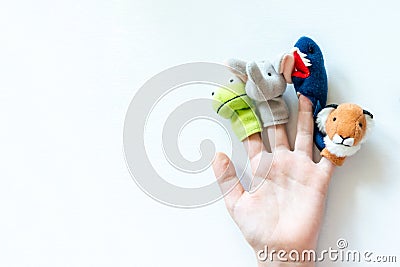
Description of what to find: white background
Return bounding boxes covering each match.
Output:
[1,0,400,266]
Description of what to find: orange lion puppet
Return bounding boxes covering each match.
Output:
[316,103,374,166]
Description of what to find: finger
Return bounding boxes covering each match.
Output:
[243,134,271,180]
[248,150,271,192]
[267,124,290,151]
[315,157,335,193]
[212,152,244,213]
[317,156,335,177]
[294,94,314,156]
[242,133,267,162]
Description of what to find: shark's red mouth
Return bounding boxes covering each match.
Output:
[292,49,311,79]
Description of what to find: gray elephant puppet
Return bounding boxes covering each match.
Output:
[225,56,293,128]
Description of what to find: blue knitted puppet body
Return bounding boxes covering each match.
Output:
[291,36,328,150]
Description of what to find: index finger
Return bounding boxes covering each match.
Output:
[242,133,267,162]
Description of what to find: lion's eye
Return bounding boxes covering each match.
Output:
[333,117,336,121]
[359,122,363,128]
[267,73,272,76]
[229,79,234,83]
[211,92,214,96]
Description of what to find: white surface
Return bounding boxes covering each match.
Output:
[1,0,400,266]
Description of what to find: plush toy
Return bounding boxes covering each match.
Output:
[212,75,262,141]
[316,103,374,166]
[278,36,328,150]
[225,57,290,127]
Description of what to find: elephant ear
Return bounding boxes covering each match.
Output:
[274,53,295,84]
[224,58,248,82]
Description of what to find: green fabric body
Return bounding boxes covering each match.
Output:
[231,108,262,141]
[212,82,262,141]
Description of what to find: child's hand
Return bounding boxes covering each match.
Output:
[212,95,335,266]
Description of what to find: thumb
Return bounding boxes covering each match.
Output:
[212,152,244,212]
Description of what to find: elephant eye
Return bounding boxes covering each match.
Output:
[333,117,336,121]
[211,92,214,96]
[267,73,272,76]
[229,79,234,83]
[359,122,363,128]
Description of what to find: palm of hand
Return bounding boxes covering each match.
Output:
[213,96,334,254]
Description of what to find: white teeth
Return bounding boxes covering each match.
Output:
[293,47,312,67]
[298,51,307,57]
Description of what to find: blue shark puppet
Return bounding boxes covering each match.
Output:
[277,36,328,150]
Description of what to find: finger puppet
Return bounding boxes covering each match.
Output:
[212,75,262,141]
[277,36,328,150]
[316,103,373,166]
[225,58,290,127]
